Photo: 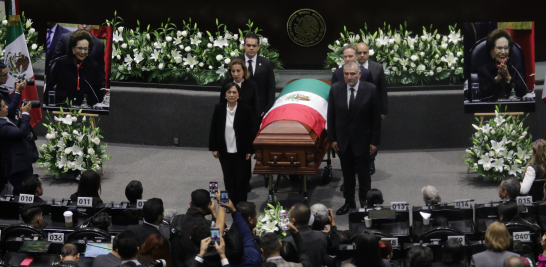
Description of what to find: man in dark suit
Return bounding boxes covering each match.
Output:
[0,63,25,119]
[0,96,38,196]
[45,22,71,79]
[230,33,275,192]
[357,42,388,176]
[331,44,374,85]
[125,198,165,246]
[50,24,105,87]
[327,62,381,215]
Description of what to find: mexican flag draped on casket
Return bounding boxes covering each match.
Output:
[261,79,330,137]
[4,0,41,126]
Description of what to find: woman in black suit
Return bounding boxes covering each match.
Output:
[220,59,260,193]
[48,30,103,106]
[209,82,255,205]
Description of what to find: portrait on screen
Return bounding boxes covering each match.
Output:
[462,22,535,112]
[44,22,112,112]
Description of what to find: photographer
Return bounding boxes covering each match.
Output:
[0,96,38,195]
[0,62,27,119]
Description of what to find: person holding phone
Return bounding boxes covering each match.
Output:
[209,82,255,206]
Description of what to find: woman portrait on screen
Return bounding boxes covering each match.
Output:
[48,30,103,106]
[209,82,255,206]
[520,139,546,195]
[478,29,527,101]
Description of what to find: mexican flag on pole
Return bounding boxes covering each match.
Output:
[4,0,41,126]
[261,79,330,137]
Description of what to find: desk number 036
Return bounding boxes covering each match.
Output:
[48,233,64,244]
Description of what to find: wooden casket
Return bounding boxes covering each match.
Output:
[253,79,331,176]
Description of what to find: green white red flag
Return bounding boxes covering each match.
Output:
[4,0,41,126]
[261,79,330,137]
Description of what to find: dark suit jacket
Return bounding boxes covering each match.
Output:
[209,103,255,156]
[232,55,275,114]
[125,223,162,246]
[477,60,527,101]
[45,25,71,78]
[331,65,374,85]
[327,81,381,156]
[283,227,331,267]
[0,88,22,119]
[50,31,106,87]
[220,79,260,127]
[0,114,38,177]
[367,60,388,115]
[171,207,212,267]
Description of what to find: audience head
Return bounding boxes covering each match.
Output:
[20,203,43,228]
[342,44,358,64]
[90,212,111,232]
[143,198,164,225]
[498,201,519,223]
[190,189,213,214]
[125,180,143,203]
[422,185,441,205]
[366,188,384,208]
[117,231,140,260]
[352,231,384,267]
[310,203,329,230]
[407,245,434,267]
[60,243,80,262]
[139,234,173,267]
[237,201,257,229]
[503,255,524,267]
[499,177,520,200]
[289,203,310,227]
[441,238,465,264]
[243,32,260,58]
[190,220,211,248]
[76,170,101,198]
[356,43,370,65]
[378,240,393,260]
[485,221,510,251]
[22,174,43,197]
[260,232,282,258]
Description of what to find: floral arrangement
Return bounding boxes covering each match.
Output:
[463,105,533,181]
[105,11,282,86]
[324,22,464,85]
[37,108,110,178]
[0,11,45,63]
[256,199,287,240]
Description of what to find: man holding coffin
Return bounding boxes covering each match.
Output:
[327,62,381,215]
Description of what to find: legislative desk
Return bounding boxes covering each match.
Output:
[475,201,538,237]
[412,204,475,242]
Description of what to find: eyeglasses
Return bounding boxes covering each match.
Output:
[495,46,510,52]
[75,47,89,52]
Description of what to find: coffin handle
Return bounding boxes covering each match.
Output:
[290,156,294,165]
[274,156,277,165]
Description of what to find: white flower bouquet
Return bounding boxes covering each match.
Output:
[37,108,110,178]
[463,105,534,181]
[256,199,287,240]
[325,22,463,85]
[0,11,45,62]
[105,12,282,86]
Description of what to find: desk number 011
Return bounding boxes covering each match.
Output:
[77,197,93,207]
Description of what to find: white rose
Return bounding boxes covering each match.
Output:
[185,46,191,52]
[234,34,238,39]
[118,65,124,71]
[127,66,132,71]
[263,38,268,44]
[199,62,204,67]
[31,44,37,50]
[436,34,441,40]
[129,40,134,46]
[117,26,124,33]
[402,66,407,71]
[435,54,439,59]
[419,52,425,57]
[158,63,164,70]
[146,34,150,40]
[410,62,416,68]
[368,49,374,56]
[230,52,236,57]
[484,136,488,141]
[166,36,173,42]
[216,54,223,61]
[197,32,202,38]
[179,45,184,49]
[409,45,414,50]
[491,129,496,134]
[410,55,418,61]
[209,65,213,70]
[209,36,214,42]
[225,58,231,64]
[441,43,448,49]
[117,55,121,60]
[29,28,35,34]
[335,40,340,45]
[207,43,213,48]
[182,31,187,37]
[121,43,127,49]
[2,20,7,26]
[457,51,462,57]
[436,67,443,72]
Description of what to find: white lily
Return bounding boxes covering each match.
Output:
[261,220,278,233]
[491,158,505,172]
[516,147,528,160]
[89,135,101,145]
[478,153,491,166]
[56,156,68,168]
[150,50,161,62]
[216,65,227,77]
[448,31,461,44]
[191,36,202,46]
[490,140,505,155]
[134,52,144,64]
[214,37,229,48]
[481,124,492,135]
[261,214,271,222]
[445,53,457,67]
[508,162,521,176]
[183,54,198,69]
[46,131,57,140]
[124,54,133,66]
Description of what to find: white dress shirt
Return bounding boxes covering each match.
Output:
[347,80,360,107]
[244,54,257,75]
[235,79,244,88]
[225,103,238,153]
[143,220,159,230]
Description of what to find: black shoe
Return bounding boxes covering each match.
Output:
[336,200,356,215]
[340,183,345,192]
[370,161,376,175]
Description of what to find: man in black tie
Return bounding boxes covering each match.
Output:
[0,96,38,196]
[327,62,381,215]
[231,33,275,192]
[357,42,388,176]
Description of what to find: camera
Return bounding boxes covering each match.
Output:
[22,99,41,108]
[16,74,35,86]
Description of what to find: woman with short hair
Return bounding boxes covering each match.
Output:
[470,222,519,267]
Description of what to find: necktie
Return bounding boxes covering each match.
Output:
[248,60,254,79]
[46,29,53,52]
[349,88,355,112]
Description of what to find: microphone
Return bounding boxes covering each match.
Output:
[75,201,114,229]
[509,63,529,92]
[82,78,100,103]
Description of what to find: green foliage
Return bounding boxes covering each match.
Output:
[0,10,45,63]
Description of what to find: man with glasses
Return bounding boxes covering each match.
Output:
[50,24,105,88]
